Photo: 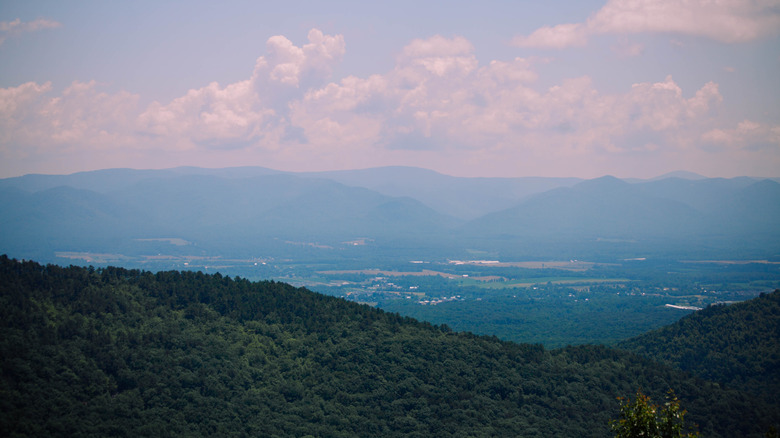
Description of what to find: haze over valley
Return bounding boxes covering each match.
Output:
[2,1,780,436]
[2,165,778,263]
[2,165,779,349]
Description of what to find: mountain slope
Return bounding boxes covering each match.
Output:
[460,176,703,240]
[618,290,780,403]
[0,166,581,220]
[0,172,461,260]
[717,179,780,236]
[307,166,581,220]
[1,256,777,437]
[635,177,758,213]
[0,185,145,259]
[3,167,780,263]
[110,173,462,244]
[0,166,283,194]
[455,175,780,259]
[636,177,780,238]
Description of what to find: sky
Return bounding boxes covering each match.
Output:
[1,0,779,179]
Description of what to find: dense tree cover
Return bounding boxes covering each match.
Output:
[376,283,694,348]
[1,256,777,437]
[618,290,780,404]
[314,260,777,348]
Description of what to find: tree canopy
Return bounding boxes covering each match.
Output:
[619,290,780,404]
[611,390,699,438]
[1,255,777,437]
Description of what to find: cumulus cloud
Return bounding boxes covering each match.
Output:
[1,30,773,177]
[0,29,350,176]
[138,80,272,150]
[138,29,345,151]
[284,35,724,164]
[399,35,478,77]
[703,120,780,149]
[252,28,345,88]
[289,37,544,153]
[513,0,780,48]
[0,80,139,151]
[0,18,61,45]
[0,81,52,146]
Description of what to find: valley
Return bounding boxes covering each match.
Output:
[2,166,780,436]
[4,3,780,435]
[45,243,778,348]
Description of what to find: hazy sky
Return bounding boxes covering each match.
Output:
[1,0,779,178]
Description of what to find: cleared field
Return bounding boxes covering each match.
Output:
[55,252,131,263]
[317,269,462,279]
[134,238,191,246]
[461,277,632,289]
[448,260,604,271]
[317,269,630,289]
[682,260,780,265]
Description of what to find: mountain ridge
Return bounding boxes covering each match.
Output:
[2,166,779,263]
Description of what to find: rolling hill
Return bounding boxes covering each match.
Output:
[618,290,780,404]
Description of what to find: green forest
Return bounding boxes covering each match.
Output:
[618,291,780,405]
[1,255,778,437]
[311,259,779,348]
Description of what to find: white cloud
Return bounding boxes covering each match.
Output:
[2,30,775,178]
[589,0,780,42]
[0,80,139,152]
[138,80,272,149]
[0,81,52,146]
[138,29,345,151]
[0,18,61,45]
[512,23,588,49]
[703,120,780,149]
[401,34,473,58]
[396,35,478,80]
[0,81,51,118]
[252,28,345,88]
[513,0,780,49]
[283,35,725,164]
[0,29,348,167]
[623,76,721,131]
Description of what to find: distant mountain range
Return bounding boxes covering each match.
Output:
[462,175,780,240]
[1,166,779,263]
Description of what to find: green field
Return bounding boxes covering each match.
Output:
[456,277,633,289]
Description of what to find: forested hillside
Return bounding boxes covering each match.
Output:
[1,256,777,437]
[618,290,780,404]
